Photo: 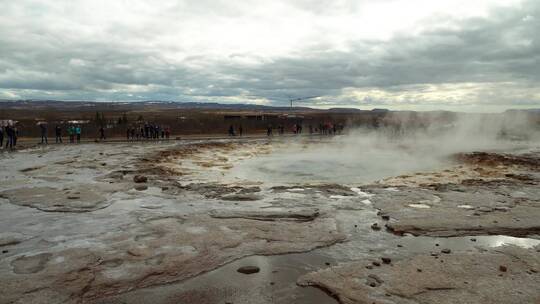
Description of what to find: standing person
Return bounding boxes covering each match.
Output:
[76,125,81,143]
[238,125,243,137]
[0,125,4,148]
[267,125,273,137]
[4,125,12,149]
[228,125,235,136]
[165,127,170,140]
[13,126,18,147]
[126,127,131,141]
[40,123,48,144]
[68,125,74,143]
[99,126,106,141]
[55,125,63,143]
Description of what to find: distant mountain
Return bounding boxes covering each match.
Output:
[505,109,540,113]
[0,99,363,113]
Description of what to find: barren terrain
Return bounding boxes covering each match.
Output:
[0,134,539,304]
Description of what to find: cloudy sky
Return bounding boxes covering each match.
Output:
[0,0,538,111]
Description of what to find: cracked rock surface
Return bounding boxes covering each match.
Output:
[298,245,540,304]
[367,152,540,237]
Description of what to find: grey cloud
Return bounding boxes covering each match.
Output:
[0,0,538,110]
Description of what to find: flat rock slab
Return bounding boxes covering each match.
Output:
[298,246,540,304]
[367,151,540,238]
[220,193,263,201]
[367,182,540,237]
[0,187,109,212]
[0,212,344,303]
[209,209,320,222]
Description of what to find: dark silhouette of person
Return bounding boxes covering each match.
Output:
[76,125,81,143]
[55,125,63,143]
[40,123,48,144]
[5,125,14,149]
[99,127,106,141]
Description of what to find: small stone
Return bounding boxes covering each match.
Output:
[381,215,390,221]
[441,249,451,254]
[372,261,381,267]
[127,250,142,257]
[417,268,422,272]
[161,186,169,191]
[499,265,507,272]
[367,274,384,287]
[470,238,477,242]
[67,196,80,200]
[477,206,493,213]
[325,262,331,266]
[381,257,391,264]
[237,266,260,274]
[365,265,373,269]
[135,185,148,191]
[133,175,148,183]
[270,282,275,285]
[435,243,439,247]
[371,223,381,231]
[2,250,8,254]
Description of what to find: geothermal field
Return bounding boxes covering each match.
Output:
[1,115,540,304]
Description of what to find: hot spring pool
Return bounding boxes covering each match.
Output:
[227,138,452,185]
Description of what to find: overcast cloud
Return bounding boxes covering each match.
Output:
[0,0,538,111]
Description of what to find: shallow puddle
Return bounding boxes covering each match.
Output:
[94,253,339,304]
[407,203,431,209]
[399,234,540,251]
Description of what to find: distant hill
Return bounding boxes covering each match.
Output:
[505,109,540,113]
[0,99,369,114]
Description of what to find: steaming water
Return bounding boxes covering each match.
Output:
[229,137,451,185]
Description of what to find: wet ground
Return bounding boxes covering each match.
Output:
[95,253,340,304]
[0,135,539,304]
